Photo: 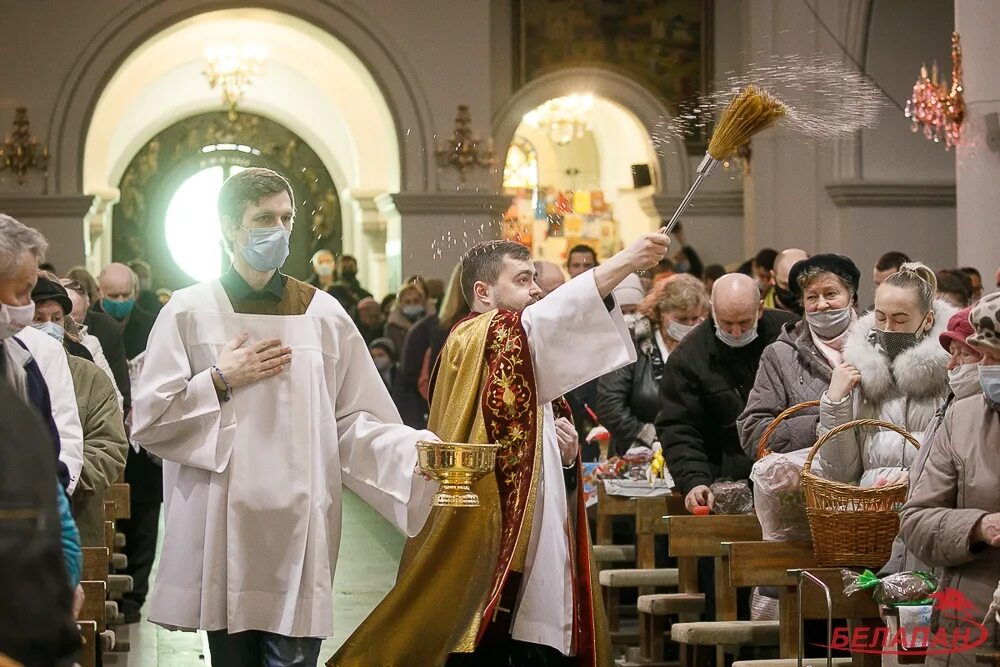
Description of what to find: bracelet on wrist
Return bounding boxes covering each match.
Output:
[211,364,233,402]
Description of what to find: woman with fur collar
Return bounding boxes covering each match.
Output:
[816,262,957,487]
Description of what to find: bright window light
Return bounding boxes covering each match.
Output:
[164,164,245,282]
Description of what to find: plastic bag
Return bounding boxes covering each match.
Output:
[750,449,811,541]
[750,587,779,621]
[622,446,653,481]
[710,479,753,515]
[842,569,938,606]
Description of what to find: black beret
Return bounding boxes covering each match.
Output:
[788,253,861,297]
[31,274,73,315]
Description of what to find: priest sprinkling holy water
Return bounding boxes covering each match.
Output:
[130,168,439,666]
[333,232,669,666]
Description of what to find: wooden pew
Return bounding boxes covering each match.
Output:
[77,620,98,667]
[721,541,816,659]
[600,495,682,648]
[664,514,766,667]
[786,569,881,667]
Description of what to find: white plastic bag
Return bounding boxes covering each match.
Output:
[750,448,811,541]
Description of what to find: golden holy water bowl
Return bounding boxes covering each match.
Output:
[416,441,500,507]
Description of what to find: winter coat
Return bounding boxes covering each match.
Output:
[392,314,436,429]
[656,309,797,495]
[66,355,128,547]
[882,370,983,575]
[815,302,955,486]
[738,319,833,459]
[595,317,666,455]
[899,394,999,667]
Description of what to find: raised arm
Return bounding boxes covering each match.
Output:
[592,231,670,299]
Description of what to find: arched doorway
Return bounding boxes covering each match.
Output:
[112,112,340,289]
[498,85,678,265]
[73,6,425,298]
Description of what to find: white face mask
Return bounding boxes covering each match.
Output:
[666,319,698,343]
[714,323,758,349]
[0,302,36,340]
[948,363,981,399]
[805,306,853,339]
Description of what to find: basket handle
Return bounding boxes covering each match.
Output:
[756,400,821,460]
[802,418,920,475]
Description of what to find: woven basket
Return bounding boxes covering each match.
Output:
[801,418,920,568]
[756,400,821,460]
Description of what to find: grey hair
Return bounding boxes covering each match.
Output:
[0,214,48,278]
[796,266,856,300]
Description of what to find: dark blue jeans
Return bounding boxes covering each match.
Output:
[207,629,323,667]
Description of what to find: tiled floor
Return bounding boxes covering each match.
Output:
[104,489,404,666]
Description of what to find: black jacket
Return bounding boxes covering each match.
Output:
[595,320,664,455]
[91,302,155,361]
[655,310,796,494]
[90,302,159,502]
[0,380,81,665]
[83,310,131,412]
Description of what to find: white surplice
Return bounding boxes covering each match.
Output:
[510,269,636,655]
[17,325,85,494]
[130,281,436,637]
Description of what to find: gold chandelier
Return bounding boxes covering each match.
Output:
[203,44,268,121]
[523,94,595,145]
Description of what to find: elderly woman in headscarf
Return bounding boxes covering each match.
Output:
[596,273,709,456]
[899,294,1000,667]
[738,254,861,457]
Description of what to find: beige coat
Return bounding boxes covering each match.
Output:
[66,355,128,546]
[899,394,1000,667]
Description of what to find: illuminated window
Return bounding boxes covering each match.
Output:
[503,138,539,191]
[164,164,245,282]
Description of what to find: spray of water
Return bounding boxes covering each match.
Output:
[654,54,887,153]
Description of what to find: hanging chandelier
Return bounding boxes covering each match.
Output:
[203,44,268,122]
[523,94,595,146]
[904,32,965,149]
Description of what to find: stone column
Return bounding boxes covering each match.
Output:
[955,0,1000,283]
[342,189,389,300]
[377,192,512,290]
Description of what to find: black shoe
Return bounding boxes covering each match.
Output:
[121,603,142,624]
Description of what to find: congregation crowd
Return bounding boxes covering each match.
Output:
[1,192,999,664]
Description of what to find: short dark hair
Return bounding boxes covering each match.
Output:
[460,240,532,306]
[704,264,726,281]
[217,167,294,225]
[875,251,910,272]
[959,266,981,280]
[753,248,778,272]
[936,269,973,307]
[341,255,358,265]
[567,244,598,266]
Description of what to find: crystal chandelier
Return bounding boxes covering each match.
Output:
[904,33,965,149]
[203,44,268,122]
[523,94,595,146]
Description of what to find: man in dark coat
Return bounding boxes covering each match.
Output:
[656,273,795,511]
[94,261,159,623]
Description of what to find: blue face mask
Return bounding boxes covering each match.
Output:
[102,298,135,321]
[32,321,65,343]
[240,225,290,272]
[978,364,1000,403]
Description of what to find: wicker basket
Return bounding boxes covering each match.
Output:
[756,400,821,460]
[801,419,920,568]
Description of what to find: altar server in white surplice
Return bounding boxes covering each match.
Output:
[131,168,437,667]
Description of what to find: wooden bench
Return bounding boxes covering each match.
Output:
[785,569,881,667]
[599,495,685,648]
[661,514,766,667]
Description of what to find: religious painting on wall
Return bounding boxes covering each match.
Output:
[515,0,713,114]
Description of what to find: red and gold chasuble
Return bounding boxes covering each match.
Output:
[330,309,610,667]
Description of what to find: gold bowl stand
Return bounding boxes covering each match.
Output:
[416,441,500,507]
